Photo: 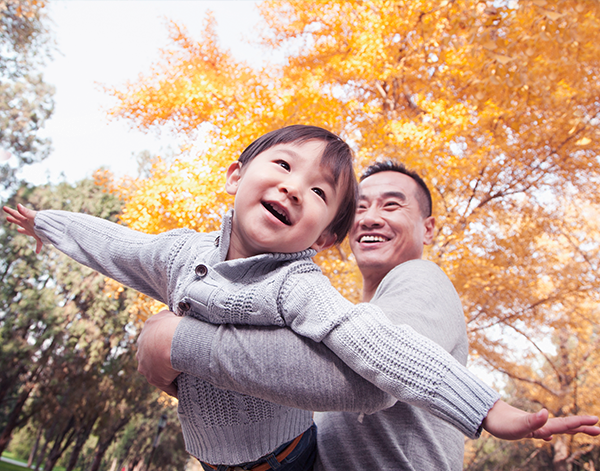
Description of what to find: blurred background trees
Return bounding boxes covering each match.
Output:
[0,0,54,191]
[0,177,186,471]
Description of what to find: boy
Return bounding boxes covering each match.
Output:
[5,126,594,471]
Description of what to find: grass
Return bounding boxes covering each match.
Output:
[0,460,29,471]
[1,453,66,471]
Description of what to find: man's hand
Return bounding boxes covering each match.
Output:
[483,400,600,441]
[137,310,183,397]
[3,204,43,253]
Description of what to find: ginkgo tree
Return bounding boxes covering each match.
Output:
[107,1,600,467]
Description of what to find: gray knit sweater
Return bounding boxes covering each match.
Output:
[34,209,499,465]
[170,260,469,470]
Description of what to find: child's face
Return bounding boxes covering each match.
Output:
[225,139,343,260]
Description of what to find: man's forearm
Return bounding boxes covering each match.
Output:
[171,316,397,413]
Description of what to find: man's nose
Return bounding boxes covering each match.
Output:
[358,207,383,227]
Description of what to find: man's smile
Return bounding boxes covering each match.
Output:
[358,234,389,243]
[262,202,291,225]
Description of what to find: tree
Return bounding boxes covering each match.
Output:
[107,1,600,467]
[0,0,54,190]
[1,177,186,471]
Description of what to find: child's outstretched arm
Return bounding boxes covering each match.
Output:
[4,206,194,307]
[3,205,43,253]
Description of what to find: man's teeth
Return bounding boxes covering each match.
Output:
[360,235,386,243]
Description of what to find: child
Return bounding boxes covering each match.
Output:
[5,125,595,471]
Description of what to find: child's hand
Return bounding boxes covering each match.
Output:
[482,399,600,441]
[3,204,43,254]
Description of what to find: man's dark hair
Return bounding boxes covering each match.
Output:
[361,160,432,218]
[238,125,357,244]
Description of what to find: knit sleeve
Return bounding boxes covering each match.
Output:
[34,210,190,305]
[279,268,500,439]
[171,316,397,413]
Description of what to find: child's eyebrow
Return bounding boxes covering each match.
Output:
[276,148,337,192]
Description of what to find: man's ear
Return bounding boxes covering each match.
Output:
[311,231,337,253]
[225,161,242,196]
[423,216,435,245]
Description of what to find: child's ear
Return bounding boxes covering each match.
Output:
[225,161,242,196]
[311,231,337,252]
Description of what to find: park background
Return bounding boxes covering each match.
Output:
[1,0,599,470]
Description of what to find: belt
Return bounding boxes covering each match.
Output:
[202,432,304,471]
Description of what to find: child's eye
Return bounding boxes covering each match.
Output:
[277,160,290,171]
[312,188,326,201]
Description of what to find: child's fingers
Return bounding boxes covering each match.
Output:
[17,203,37,219]
[4,205,43,252]
[3,205,20,221]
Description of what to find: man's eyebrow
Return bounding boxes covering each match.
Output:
[358,191,407,201]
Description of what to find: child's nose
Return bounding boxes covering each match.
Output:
[280,182,301,203]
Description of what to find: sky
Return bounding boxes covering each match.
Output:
[21,0,263,186]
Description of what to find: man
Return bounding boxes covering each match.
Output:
[314,160,465,469]
[136,161,599,470]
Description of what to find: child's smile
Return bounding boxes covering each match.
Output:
[225,139,342,260]
[262,201,291,226]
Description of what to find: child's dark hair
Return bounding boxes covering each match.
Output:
[239,125,357,244]
[361,160,432,218]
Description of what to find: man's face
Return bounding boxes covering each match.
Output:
[349,171,435,281]
[225,140,342,259]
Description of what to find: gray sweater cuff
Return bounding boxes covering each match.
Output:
[430,361,500,438]
[171,316,218,374]
[35,210,68,245]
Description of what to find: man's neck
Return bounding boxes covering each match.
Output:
[361,273,385,302]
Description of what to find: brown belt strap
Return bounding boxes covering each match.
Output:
[202,431,304,471]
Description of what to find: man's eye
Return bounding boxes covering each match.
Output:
[312,188,326,201]
[277,160,290,171]
[384,202,400,209]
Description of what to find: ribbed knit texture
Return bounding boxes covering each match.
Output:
[35,209,499,465]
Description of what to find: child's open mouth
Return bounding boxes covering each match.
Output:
[262,202,291,225]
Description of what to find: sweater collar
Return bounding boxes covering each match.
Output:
[217,209,317,264]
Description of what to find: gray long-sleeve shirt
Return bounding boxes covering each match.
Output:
[35,209,499,466]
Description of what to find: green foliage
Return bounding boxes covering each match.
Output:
[1,177,184,471]
[0,0,54,190]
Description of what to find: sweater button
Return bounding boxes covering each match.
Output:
[195,264,208,277]
[178,301,191,313]
[214,236,220,247]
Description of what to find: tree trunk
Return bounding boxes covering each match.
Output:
[552,435,570,471]
[43,416,76,471]
[28,426,45,467]
[88,417,131,471]
[65,418,97,471]
[0,386,33,455]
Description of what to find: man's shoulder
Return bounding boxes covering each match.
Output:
[381,259,452,288]
[372,258,468,360]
